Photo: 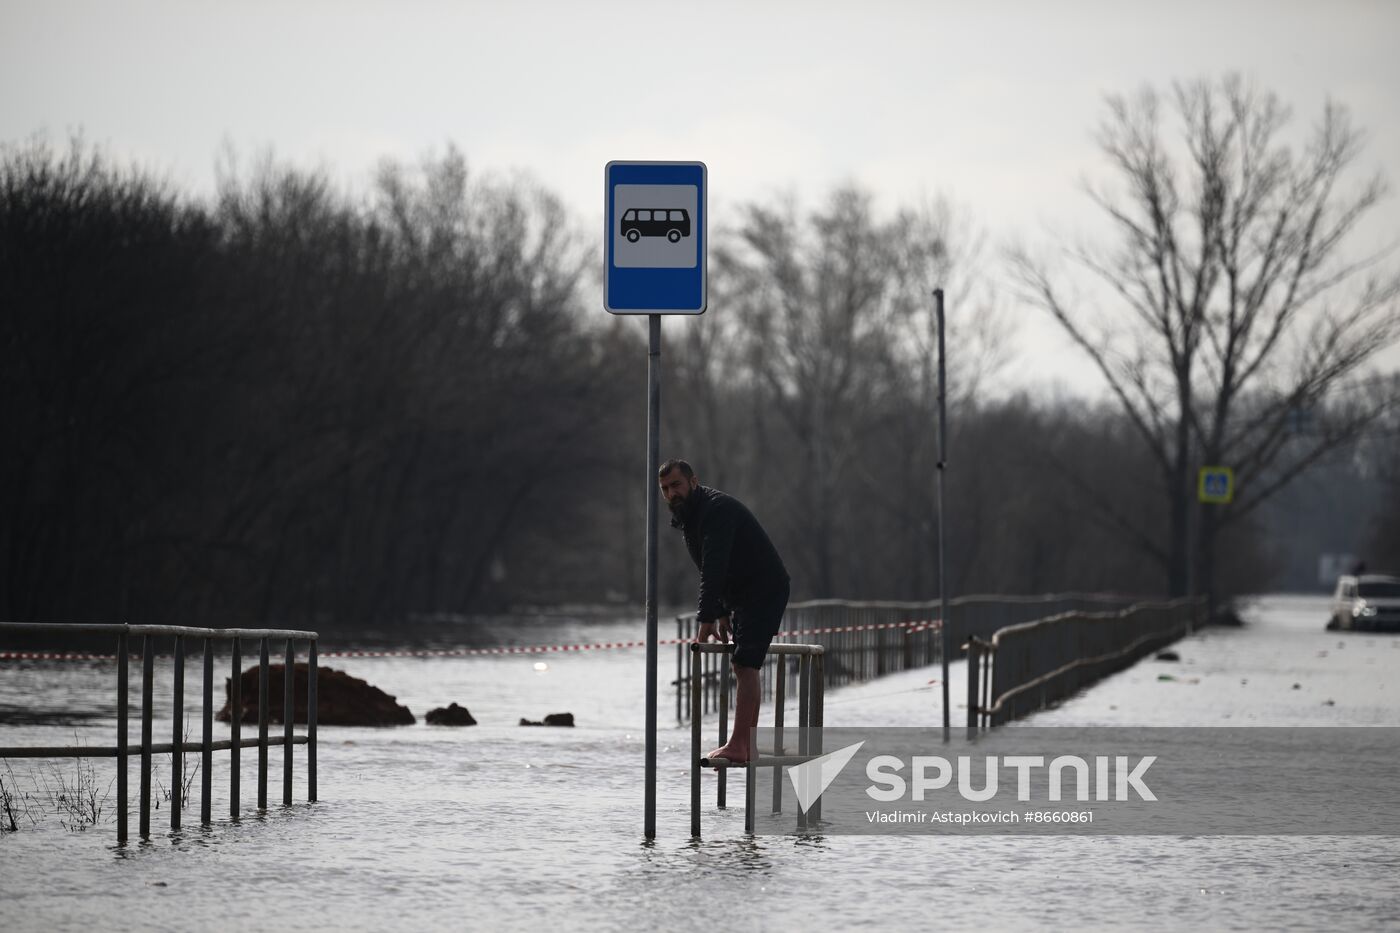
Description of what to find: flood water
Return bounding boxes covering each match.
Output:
[3,595,1399,932]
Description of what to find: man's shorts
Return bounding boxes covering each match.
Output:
[730,579,791,670]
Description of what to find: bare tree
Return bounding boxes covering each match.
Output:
[715,186,1002,597]
[710,188,896,594]
[1012,74,1400,599]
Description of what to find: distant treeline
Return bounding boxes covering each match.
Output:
[0,137,1391,630]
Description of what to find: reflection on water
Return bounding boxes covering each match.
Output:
[2,599,1400,932]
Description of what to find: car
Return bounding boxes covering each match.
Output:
[1326,574,1400,632]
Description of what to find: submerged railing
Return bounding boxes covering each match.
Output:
[0,622,319,842]
[676,599,938,724]
[690,641,825,837]
[966,598,1202,729]
[675,592,1143,721]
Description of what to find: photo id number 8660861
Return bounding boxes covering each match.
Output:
[1023,810,1094,823]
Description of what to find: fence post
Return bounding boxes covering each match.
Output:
[810,651,825,824]
[283,638,294,807]
[981,644,992,730]
[717,654,729,809]
[690,644,701,838]
[966,638,980,736]
[308,640,318,803]
[772,653,785,815]
[139,636,154,839]
[796,654,809,831]
[171,635,184,831]
[202,636,212,825]
[116,630,128,844]
[744,743,757,835]
[258,637,269,810]
[231,636,241,820]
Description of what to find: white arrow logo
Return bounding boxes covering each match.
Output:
[787,741,866,813]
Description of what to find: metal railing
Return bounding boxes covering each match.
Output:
[690,641,825,837]
[0,622,319,843]
[676,599,938,723]
[966,598,1202,729]
[674,592,1144,722]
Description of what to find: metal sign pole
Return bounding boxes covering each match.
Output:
[605,160,703,837]
[935,288,950,736]
[644,313,661,839]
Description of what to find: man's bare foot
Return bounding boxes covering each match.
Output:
[706,742,750,764]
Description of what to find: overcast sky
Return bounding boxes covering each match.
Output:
[3,0,1398,394]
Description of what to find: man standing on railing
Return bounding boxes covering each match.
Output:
[659,458,790,764]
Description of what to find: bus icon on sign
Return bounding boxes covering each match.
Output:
[622,208,691,243]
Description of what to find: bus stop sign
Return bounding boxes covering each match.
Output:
[604,161,706,314]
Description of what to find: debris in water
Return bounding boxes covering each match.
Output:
[1155,650,1181,662]
[1157,674,1176,682]
[520,712,575,727]
[219,664,414,726]
[426,702,477,726]
[1292,683,1301,690]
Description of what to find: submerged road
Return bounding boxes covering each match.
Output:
[1032,593,1400,727]
[810,593,1400,729]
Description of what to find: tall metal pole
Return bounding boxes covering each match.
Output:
[935,288,950,735]
[644,312,661,839]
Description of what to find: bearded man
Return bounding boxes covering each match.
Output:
[659,458,790,763]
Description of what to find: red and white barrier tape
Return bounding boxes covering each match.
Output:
[0,651,124,661]
[0,618,941,662]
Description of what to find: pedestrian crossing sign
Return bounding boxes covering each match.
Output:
[1198,467,1234,504]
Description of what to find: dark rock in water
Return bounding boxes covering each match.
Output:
[1155,650,1181,662]
[426,703,477,726]
[519,712,575,727]
[217,663,414,726]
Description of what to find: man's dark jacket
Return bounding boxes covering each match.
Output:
[672,485,789,625]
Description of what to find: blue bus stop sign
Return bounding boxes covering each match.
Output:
[604,161,706,314]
